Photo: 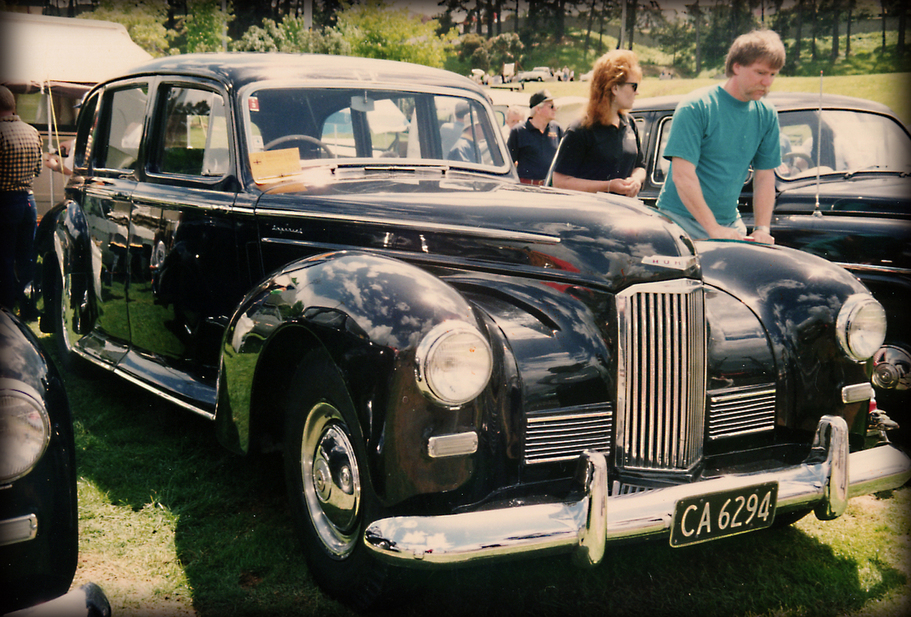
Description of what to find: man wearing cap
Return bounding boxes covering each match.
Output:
[507,89,563,185]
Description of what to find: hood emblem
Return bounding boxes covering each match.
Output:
[642,255,698,271]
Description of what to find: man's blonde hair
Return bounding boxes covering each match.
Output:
[725,30,786,77]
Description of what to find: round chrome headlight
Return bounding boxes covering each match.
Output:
[0,384,51,483]
[415,321,493,407]
[836,294,887,362]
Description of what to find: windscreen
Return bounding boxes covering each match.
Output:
[243,87,506,182]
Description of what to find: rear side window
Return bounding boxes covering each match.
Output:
[97,85,148,170]
[154,86,229,177]
[651,117,672,185]
[73,91,100,171]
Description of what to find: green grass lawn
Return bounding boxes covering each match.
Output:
[32,328,909,617]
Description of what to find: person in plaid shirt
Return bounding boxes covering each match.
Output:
[0,85,43,312]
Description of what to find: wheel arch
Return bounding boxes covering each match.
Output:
[45,200,96,338]
[215,250,479,464]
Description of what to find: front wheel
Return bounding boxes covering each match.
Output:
[283,356,400,610]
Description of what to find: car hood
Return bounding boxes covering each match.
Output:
[255,175,698,292]
[778,173,910,210]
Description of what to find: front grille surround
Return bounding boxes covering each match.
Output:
[615,279,706,472]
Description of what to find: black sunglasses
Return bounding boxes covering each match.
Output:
[624,82,639,91]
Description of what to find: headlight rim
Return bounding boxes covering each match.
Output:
[836,293,887,363]
[0,382,52,484]
[414,320,493,408]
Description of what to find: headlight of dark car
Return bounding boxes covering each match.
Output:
[836,294,887,362]
[415,321,493,407]
[0,381,51,483]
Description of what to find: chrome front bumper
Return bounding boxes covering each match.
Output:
[364,416,911,568]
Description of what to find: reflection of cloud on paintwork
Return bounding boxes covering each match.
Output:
[260,254,476,352]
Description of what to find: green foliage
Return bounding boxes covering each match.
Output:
[449,31,525,78]
[457,32,487,64]
[335,0,457,67]
[486,32,525,74]
[181,0,231,53]
[76,0,174,57]
[231,15,350,55]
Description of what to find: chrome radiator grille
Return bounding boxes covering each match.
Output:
[524,404,612,465]
[615,280,706,471]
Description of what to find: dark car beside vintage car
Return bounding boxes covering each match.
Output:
[630,91,911,416]
[30,53,910,609]
[1,308,110,616]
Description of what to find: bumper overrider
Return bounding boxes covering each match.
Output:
[364,416,911,567]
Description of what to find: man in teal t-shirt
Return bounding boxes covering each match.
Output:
[657,30,785,245]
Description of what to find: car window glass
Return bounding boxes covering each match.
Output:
[157,86,229,177]
[652,117,672,185]
[653,116,753,188]
[73,91,100,170]
[98,85,148,171]
[14,90,81,131]
[244,88,503,182]
[778,109,911,180]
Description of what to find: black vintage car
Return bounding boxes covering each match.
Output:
[630,92,911,415]
[31,54,910,609]
[1,308,110,616]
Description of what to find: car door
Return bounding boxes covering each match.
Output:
[76,80,150,364]
[123,80,242,407]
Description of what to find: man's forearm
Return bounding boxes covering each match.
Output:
[672,160,718,230]
[752,169,776,228]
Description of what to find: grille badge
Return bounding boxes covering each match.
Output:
[641,255,698,271]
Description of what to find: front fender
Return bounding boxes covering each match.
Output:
[217,251,481,467]
[48,201,96,335]
[697,240,873,433]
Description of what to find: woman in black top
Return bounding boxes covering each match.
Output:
[552,50,646,197]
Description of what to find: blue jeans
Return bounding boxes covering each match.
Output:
[0,191,37,311]
[657,208,747,240]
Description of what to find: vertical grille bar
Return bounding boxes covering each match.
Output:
[616,280,706,472]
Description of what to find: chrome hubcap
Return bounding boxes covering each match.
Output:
[300,402,361,557]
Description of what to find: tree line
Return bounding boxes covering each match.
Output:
[20,0,911,76]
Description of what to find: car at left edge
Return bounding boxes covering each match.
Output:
[1,307,111,617]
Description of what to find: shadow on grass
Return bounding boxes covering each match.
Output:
[45,337,908,617]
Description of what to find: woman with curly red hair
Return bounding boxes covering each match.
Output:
[551,50,646,196]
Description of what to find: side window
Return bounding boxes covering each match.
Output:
[778,114,814,179]
[73,91,100,171]
[652,117,672,185]
[156,86,228,176]
[437,98,502,165]
[15,90,81,131]
[99,85,148,170]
